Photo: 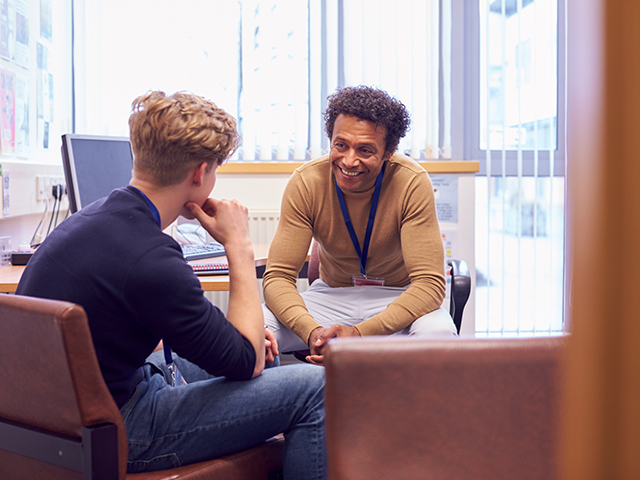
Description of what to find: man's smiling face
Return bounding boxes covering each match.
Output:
[330,114,391,193]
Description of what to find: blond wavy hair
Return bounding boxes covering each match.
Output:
[128,91,241,186]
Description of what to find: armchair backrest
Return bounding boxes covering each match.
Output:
[325,336,567,480]
[0,294,127,479]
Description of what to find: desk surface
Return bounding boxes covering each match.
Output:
[0,244,271,294]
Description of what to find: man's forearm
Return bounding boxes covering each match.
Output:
[263,273,321,345]
[225,241,265,376]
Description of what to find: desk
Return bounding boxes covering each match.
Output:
[0,266,24,293]
[191,243,271,292]
[0,244,273,294]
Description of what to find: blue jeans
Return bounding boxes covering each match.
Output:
[120,351,326,479]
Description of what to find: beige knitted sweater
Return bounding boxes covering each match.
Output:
[263,153,446,345]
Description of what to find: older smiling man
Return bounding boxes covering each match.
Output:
[263,85,457,365]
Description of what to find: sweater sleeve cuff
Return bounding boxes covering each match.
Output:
[354,319,385,336]
[292,315,322,347]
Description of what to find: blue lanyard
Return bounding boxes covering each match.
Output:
[131,186,181,385]
[130,186,162,229]
[334,162,385,277]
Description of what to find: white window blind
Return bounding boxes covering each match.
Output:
[74,0,310,161]
[340,0,449,159]
[474,0,565,336]
[73,0,448,162]
[238,0,309,160]
[75,0,242,139]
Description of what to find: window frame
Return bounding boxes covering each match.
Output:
[462,0,567,177]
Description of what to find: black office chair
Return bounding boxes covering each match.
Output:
[447,258,471,334]
[289,241,472,362]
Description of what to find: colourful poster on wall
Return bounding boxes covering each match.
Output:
[0,0,8,60]
[15,73,29,157]
[15,0,29,68]
[40,0,52,42]
[36,41,49,149]
[0,0,15,61]
[0,69,15,155]
[431,175,459,223]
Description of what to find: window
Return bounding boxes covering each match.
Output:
[73,0,448,161]
[341,0,450,159]
[468,0,566,336]
[74,0,310,160]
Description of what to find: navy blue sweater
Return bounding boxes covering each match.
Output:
[17,186,256,407]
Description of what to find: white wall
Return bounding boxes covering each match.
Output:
[0,161,68,246]
[212,173,291,211]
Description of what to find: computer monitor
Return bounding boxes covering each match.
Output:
[61,134,134,213]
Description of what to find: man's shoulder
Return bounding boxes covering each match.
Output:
[295,155,330,175]
[80,186,141,216]
[383,154,433,202]
[286,155,330,194]
[387,153,426,176]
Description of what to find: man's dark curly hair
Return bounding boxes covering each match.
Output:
[324,85,411,155]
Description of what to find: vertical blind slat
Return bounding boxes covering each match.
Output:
[309,0,323,159]
[442,0,452,158]
[500,0,507,335]
[532,0,539,334]
[485,0,492,335]
[515,0,523,336]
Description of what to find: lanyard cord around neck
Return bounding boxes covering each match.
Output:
[130,187,175,371]
[131,186,162,230]
[334,162,385,277]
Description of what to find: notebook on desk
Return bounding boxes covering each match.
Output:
[191,262,229,276]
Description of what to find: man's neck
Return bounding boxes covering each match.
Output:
[129,178,183,230]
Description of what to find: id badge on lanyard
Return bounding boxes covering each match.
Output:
[164,344,187,387]
[335,163,386,287]
[352,275,385,286]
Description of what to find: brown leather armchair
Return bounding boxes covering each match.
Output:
[0,294,283,480]
[324,335,566,480]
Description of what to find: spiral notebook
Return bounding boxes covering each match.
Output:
[191,262,229,276]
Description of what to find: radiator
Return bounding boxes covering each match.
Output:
[205,209,281,312]
[247,210,281,245]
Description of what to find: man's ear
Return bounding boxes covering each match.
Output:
[192,162,209,187]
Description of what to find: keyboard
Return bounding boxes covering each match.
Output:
[181,241,226,261]
[191,262,229,276]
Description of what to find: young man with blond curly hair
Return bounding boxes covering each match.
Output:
[17,91,326,479]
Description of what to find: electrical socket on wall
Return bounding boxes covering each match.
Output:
[36,175,49,201]
[36,175,66,201]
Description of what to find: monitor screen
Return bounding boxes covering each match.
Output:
[61,134,134,213]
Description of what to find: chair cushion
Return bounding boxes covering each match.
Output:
[127,434,284,479]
